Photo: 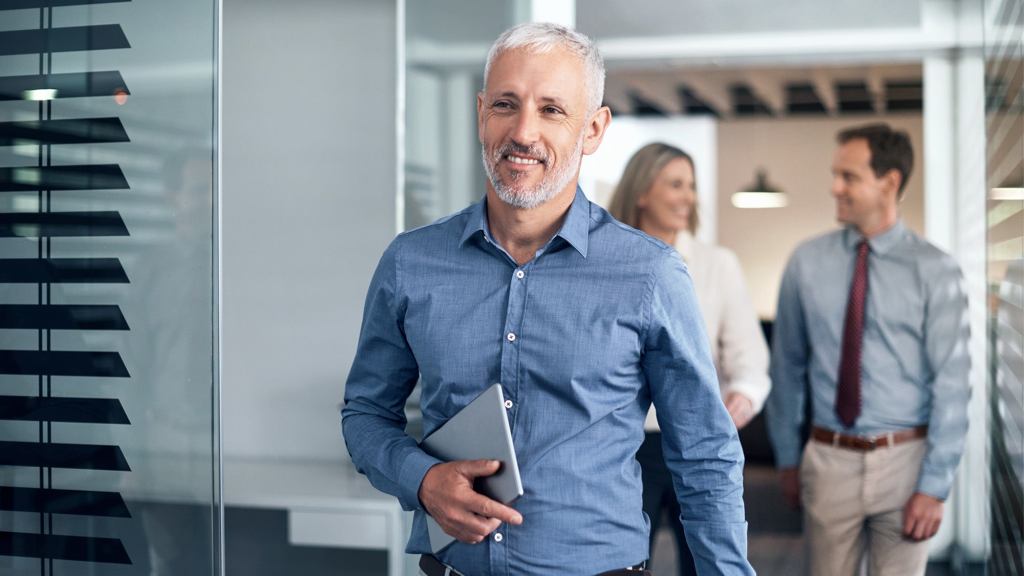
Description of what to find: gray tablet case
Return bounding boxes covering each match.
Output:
[420,383,524,553]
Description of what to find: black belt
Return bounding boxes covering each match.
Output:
[419,555,650,576]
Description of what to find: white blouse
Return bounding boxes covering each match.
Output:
[644,232,772,432]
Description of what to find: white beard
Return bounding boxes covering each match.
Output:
[482,135,584,209]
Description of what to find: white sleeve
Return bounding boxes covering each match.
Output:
[713,248,772,414]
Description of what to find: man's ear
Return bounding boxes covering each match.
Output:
[476,92,486,143]
[582,106,612,156]
[882,168,902,201]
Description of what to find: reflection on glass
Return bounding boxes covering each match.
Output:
[0,1,217,575]
[404,0,520,231]
[983,0,1023,572]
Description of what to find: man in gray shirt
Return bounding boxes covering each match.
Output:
[766,123,970,576]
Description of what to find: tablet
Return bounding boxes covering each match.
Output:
[420,383,523,553]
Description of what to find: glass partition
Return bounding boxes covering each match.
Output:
[0,1,219,574]
[985,0,1024,572]
[403,0,520,231]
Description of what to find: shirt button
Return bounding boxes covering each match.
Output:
[515,270,525,279]
[504,399,513,409]
[494,532,503,542]
[506,332,516,342]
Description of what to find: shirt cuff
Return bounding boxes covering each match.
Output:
[397,449,444,512]
[773,444,801,470]
[724,381,769,416]
[915,470,952,501]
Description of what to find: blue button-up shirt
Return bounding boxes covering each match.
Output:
[342,188,752,575]
[765,222,970,499]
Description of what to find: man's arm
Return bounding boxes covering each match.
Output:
[764,254,810,508]
[341,242,522,540]
[643,252,753,576]
[341,242,440,511]
[904,255,971,540]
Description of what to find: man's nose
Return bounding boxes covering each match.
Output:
[511,110,540,145]
[830,177,844,197]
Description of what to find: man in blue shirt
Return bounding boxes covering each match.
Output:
[342,22,752,576]
[766,124,970,576]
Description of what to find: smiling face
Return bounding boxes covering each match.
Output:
[831,138,899,234]
[478,46,605,210]
[637,157,696,238]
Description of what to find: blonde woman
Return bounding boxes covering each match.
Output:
[609,142,770,575]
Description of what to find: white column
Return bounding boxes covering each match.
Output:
[951,0,989,561]
[922,0,989,561]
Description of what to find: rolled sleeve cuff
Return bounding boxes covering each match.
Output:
[915,470,953,501]
[397,450,443,512]
[725,381,770,416]
[681,519,754,575]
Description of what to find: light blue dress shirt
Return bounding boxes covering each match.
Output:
[342,188,752,576]
[766,221,970,499]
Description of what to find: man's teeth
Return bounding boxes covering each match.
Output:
[507,155,541,165]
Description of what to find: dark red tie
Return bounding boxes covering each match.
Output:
[836,240,869,428]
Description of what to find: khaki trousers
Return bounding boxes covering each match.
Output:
[800,438,930,576]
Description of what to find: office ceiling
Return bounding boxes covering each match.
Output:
[602,63,924,118]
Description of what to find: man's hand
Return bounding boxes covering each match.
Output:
[418,459,523,544]
[779,467,800,509]
[903,492,943,541]
[724,392,755,429]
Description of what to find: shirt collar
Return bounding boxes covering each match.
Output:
[459,187,591,258]
[842,220,906,256]
[555,186,590,258]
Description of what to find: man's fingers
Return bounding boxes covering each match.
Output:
[457,459,502,479]
[471,493,523,525]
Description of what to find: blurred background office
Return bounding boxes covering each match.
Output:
[0,0,1020,575]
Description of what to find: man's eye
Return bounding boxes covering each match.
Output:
[493,101,512,109]
[543,106,563,114]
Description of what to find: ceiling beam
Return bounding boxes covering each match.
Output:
[811,72,839,115]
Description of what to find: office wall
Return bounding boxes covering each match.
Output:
[716,115,924,318]
[222,0,397,461]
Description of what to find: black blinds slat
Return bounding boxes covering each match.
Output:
[0,0,130,10]
[0,304,129,330]
[0,441,130,471]
[0,487,131,517]
[0,71,129,101]
[0,531,131,564]
[0,350,129,377]
[0,396,130,424]
[0,165,128,192]
[0,118,129,146]
[0,212,129,237]
[0,258,128,283]
[0,25,129,56]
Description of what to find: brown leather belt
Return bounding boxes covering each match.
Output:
[419,555,650,576]
[811,425,928,451]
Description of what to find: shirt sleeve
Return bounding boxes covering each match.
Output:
[765,251,810,470]
[643,251,753,576]
[715,248,772,415]
[916,255,971,500]
[340,241,441,511]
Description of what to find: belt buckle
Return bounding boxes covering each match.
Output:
[864,436,878,450]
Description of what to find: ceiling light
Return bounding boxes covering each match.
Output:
[991,187,1024,201]
[732,169,788,209]
[22,89,57,101]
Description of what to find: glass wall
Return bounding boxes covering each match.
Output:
[403,0,519,231]
[985,0,1023,573]
[0,1,219,575]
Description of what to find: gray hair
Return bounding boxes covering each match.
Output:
[483,22,606,114]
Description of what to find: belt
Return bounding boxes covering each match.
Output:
[811,425,928,451]
[419,555,650,576]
